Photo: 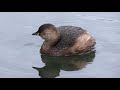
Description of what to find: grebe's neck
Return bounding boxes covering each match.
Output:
[45,29,60,46]
[40,29,60,54]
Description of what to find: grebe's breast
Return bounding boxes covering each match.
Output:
[54,26,87,49]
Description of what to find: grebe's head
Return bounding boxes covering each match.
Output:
[32,24,59,41]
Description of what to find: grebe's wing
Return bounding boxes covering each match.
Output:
[55,26,86,49]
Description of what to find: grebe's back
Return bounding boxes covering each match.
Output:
[54,26,87,49]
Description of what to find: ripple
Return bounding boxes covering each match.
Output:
[24,43,35,46]
[76,15,120,22]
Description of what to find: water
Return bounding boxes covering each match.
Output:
[0,12,120,78]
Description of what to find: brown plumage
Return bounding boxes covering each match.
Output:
[32,24,96,56]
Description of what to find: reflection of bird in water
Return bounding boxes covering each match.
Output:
[33,50,96,78]
[33,64,60,78]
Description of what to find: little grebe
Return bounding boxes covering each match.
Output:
[32,24,96,56]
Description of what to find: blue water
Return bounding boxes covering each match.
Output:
[0,12,120,78]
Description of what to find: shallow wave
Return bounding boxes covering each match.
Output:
[75,14,120,22]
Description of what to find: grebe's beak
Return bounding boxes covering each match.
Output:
[32,32,39,36]
[32,67,40,71]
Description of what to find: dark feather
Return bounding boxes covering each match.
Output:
[54,26,86,49]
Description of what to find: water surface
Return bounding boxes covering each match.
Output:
[0,12,120,78]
